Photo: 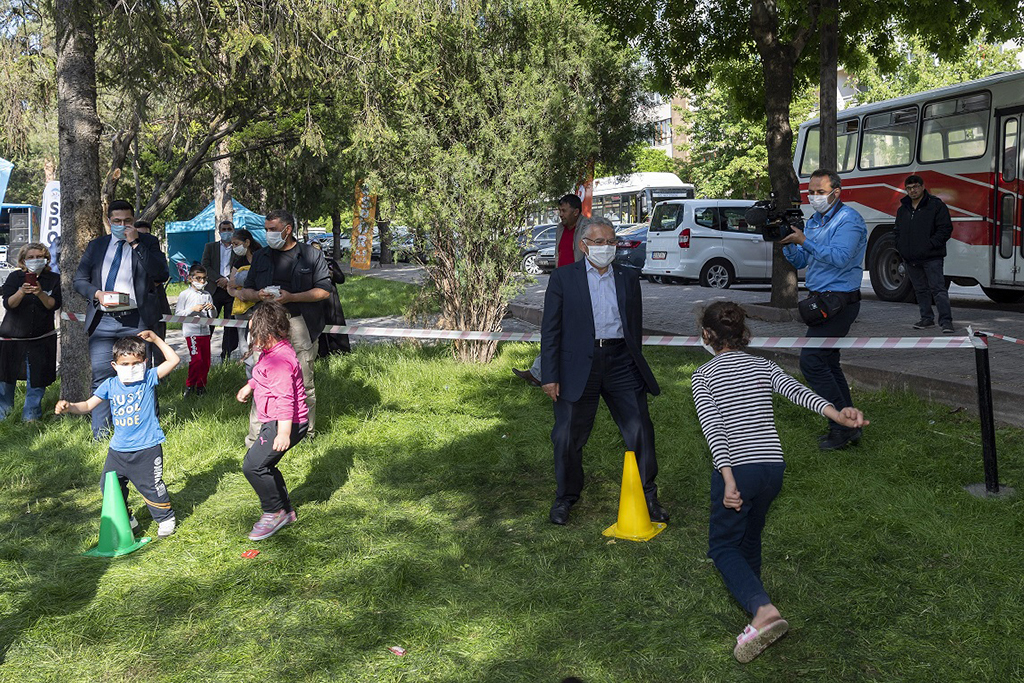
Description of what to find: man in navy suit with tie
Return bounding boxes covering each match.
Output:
[540,217,668,526]
[73,200,169,437]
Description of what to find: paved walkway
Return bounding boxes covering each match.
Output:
[349,264,1024,428]
[512,274,1024,428]
[183,263,1021,428]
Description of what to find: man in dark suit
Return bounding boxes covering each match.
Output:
[201,219,239,359]
[73,200,169,437]
[540,217,667,525]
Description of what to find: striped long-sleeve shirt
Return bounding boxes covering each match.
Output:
[691,351,832,470]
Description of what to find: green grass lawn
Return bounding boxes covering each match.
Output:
[1,339,1023,681]
[166,275,424,320]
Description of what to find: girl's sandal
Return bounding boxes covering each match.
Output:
[733,618,789,663]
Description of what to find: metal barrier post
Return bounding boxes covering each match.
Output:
[972,331,999,493]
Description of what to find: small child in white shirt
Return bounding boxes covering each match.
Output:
[174,264,214,396]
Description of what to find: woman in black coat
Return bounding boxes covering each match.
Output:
[0,242,62,421]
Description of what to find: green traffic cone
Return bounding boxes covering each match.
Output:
[84,470,151,557]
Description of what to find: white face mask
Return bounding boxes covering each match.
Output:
[114,363,146,384]
[585,245,616,269]
[191,280,205,290]
[808,191,835,214]
[220,231,233,243]
[25,258,47,273]
[232,244,247,256]
[266,231,286,249]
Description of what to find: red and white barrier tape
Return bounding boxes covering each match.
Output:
[53,311,983,350]
[978,331,1024,347]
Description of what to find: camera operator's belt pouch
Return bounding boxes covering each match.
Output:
[798,290,860,326]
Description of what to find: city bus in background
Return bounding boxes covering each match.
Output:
[525,171,695,226]
[794,69,1024,303]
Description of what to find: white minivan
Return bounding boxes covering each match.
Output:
[642,199,770,288]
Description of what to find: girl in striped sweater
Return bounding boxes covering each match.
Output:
[692,301,868,664]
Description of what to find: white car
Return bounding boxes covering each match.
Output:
[643,199,769,288]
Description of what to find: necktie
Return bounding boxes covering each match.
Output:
[104,240,126,291]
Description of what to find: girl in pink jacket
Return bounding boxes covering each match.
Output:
[235,301,309,540]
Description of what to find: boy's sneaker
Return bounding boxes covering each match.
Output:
[286,509,297,524]
[912,319,935,329]
[128,513,140,533]
[158,517,177,538]
[248,510,290,541]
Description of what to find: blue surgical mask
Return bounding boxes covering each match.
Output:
[111,224,127,241]
[220,231,233,243]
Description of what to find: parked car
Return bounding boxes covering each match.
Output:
[613,223,648,277]
[391,230,434,263]
[642,199,770,288]
[307,232,351,259]
[518,223,558,274]
[536,244,557,273]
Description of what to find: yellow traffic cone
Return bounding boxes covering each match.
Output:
[602,451,666,542]
[84,470,151,557]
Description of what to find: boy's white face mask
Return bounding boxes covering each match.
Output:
[114,363,146,384]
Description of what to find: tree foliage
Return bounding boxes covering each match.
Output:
[353,0,650,362]
[585,0,1024,306]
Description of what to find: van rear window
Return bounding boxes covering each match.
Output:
[650,204,681,232]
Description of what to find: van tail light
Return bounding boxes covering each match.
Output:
[679,229,691,249]
[618,240,642,249]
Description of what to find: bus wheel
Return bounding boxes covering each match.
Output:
[868,232,914,302]
[980,286,1024,304]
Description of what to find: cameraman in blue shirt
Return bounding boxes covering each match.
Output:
[780,169,867,451]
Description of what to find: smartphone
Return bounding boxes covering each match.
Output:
[25,272,37,286]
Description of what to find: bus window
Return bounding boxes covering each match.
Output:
[800,128,820,176]
[920,92,990,162]
[860,107,917,169]
[800,120,859,176]
[999,194,1014,260]
[1003,118,1018,182]
[649,203,681,232]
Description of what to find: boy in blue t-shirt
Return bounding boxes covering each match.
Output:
[56,331,181,537]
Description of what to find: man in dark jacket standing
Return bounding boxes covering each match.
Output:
[540,217,667,526]
[894,175,954,333]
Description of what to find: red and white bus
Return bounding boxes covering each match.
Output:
[794,69,1024,303]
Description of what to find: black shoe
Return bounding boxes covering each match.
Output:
[513,368,542,387]
[646,497,670,523]
[549,501,571,525]
[820,427,862,451]
[912,319,935,330]
[195,386,207,396]
[941,324,955,334]
[182,387,194,398]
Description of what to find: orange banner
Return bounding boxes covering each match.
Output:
[575,160,594,218]
[350,181,377,270]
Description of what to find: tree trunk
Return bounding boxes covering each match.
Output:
[819,0,838,172]
[762,56,800,308]
[55,0,102,401]
[331,208,342,257]
[213,136,234,224]
[750,0,819,309]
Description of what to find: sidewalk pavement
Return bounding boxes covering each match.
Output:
[508,275,1024,428]
[293,263,1024,428]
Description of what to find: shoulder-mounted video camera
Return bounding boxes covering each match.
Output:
[744,193,805,242]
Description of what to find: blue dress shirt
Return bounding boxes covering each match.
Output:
[783,200,867,292]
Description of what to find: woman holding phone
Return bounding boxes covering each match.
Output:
[0,243,62,421]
